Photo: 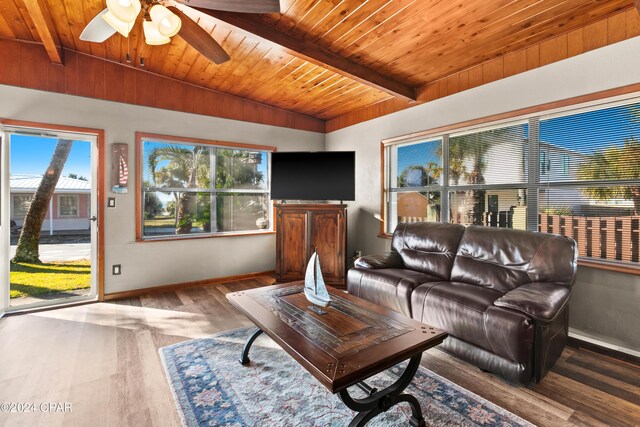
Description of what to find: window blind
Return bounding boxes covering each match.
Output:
[384,97,640,266]
[538,102,640,263]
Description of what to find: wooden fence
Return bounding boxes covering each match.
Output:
[399,217,429,223]
[539,214,640,262]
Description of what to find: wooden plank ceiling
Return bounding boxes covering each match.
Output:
[0,0,635,123]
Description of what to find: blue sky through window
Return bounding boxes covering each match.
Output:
[394,104,640,177]
[10,135,91,179]
[540,104,640,154]
[397,140,441,180]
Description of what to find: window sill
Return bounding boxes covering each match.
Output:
[377,233,392,239]
[577,258,640,276]
[137,230,275,243]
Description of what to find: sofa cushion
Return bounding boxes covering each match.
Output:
[451,226,578,293]
[411,282,534,363]
[391,222,466,280]
[347,268,440,317]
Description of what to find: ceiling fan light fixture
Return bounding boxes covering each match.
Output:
[143,20,170,45]
[149,5,181,37]
[106,0,141,24]
[102,10,133,37]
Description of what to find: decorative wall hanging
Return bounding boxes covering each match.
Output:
[111,143,129,194]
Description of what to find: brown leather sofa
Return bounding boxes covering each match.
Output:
[347,222,578,384]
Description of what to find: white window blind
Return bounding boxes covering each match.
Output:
[384,97,640,266]
[539,102,640,263]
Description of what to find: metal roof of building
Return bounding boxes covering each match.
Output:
[10,175,91,192]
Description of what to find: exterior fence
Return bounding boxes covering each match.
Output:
[539,214,640,263]
[399,216,429,223]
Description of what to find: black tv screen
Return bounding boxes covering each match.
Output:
[271,151,355,201]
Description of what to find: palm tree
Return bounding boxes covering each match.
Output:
[12,139,73,263]
[398,164,438,187]
[147,145,210,233]
[448,126,524,225]
[578,138,640,214]
[449,133,490,225]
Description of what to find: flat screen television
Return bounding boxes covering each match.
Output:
[271,151,355,201]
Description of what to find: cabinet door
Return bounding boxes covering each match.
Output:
[309,211,343,284]
[277,211,308,280]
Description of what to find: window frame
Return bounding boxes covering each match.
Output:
[57,194,79,218]
[380,88,640,275]
[135,132,276,242]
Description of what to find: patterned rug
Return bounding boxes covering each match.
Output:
[160,327,534,427]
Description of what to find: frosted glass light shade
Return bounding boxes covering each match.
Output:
[143,20,170,45]
[150,5,181,37]
[102,10,133,37]
[106,0,141,24]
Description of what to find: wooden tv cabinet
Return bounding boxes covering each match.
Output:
[275,203,347,288]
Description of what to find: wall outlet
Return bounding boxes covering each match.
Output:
[112,264,121,275]
[107,197,116,208]
[354,250,362,259]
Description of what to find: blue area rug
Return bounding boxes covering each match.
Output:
[160,327,533,427]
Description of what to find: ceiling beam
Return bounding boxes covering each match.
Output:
[636,0,640,14]
[22,0,63,65]
[195,9,416,101]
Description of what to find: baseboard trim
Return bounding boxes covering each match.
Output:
[567,331,640,366]
[103,270,275,301]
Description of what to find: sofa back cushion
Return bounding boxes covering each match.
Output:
[392,222,466,280]
[451,226,578,293]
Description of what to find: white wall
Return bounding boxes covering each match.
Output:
[0,85,325,294]
[326,37,640,352]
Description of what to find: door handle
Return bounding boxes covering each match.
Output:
[89,216,97,222]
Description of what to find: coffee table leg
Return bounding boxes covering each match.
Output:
[338,353,425,427]
[239,327,263,365]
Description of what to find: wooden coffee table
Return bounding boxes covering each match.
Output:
[227,282,447,427]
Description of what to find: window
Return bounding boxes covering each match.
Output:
[139,135,273,240]
[383,97,640,268]
[539,101,640,264]
[561,154,570,175]
[385,122,528,233]
[448,122,528,229]
[12,194,31,219]
[58,195,79,217]
[540,151,549,174]
[386,139,442,232]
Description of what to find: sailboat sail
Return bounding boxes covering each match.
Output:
[304,250,331,308]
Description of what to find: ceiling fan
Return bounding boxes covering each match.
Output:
[80,0,281,65]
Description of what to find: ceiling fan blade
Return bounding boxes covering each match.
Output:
[80,9,117,43]
[174,0,281,14]
[168,6,230,65]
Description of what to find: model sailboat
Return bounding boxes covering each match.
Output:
[304,249,332,315]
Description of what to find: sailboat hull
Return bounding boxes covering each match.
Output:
[304,288,331,308]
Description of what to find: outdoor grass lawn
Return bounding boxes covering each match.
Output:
[10,260,90,299]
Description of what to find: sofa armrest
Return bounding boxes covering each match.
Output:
[354,252,404,270]
[494,282,571,324]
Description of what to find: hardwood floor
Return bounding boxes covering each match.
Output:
[0,276,638,427]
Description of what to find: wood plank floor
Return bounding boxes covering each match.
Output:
[0,276,638,427]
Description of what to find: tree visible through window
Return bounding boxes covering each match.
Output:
[384,98,640,266]
[141,138,271,239]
